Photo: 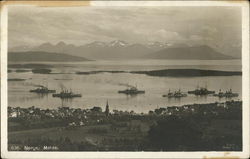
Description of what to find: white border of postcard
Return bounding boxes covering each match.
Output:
[1,1,249,158]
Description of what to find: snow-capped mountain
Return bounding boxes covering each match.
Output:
[9,40,236,60]
[108,40,129,47]
[19,40,149,59]
[146,41,170,49]
[85,41,106,48]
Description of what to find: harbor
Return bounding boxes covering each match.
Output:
[8,60,242,113]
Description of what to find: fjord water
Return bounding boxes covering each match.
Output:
[8,60,242,113]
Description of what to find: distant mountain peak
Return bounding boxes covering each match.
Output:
[109,40,129,47]
[56,41,67,47]
[40,42,53,47]
[147,41,170,49]
[85,41,106,48]
[143,45,236,60]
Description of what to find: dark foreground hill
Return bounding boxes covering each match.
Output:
[8,101,242,151]
[8,51,90,62]
[144,45,236,60]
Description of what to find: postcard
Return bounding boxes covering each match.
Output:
[1,1,249,158]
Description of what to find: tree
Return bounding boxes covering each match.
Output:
[147,115,202,151]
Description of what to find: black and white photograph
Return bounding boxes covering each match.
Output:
[1,0,249,158]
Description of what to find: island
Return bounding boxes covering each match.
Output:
[75,69,242,77]
[8,51,90,62]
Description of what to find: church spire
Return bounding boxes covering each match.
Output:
[105,100,110,117]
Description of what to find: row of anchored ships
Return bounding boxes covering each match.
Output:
[30,85,238,99]
[30,86,81,98]
[163,87,238,98]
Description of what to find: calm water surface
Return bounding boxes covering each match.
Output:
[8,60,242,113]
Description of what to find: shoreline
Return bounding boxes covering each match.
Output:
[8,100,242,114]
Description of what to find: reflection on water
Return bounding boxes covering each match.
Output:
[8,60,242,113]
[61,98,73,107]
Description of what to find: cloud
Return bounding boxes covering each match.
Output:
[7,5,241,57]
[146,29,185,43]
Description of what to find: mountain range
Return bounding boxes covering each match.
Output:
[144,45,234,60]
[9,40,238,60]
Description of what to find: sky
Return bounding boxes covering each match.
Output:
[8,5,242,57]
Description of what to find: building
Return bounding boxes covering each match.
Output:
[105,100,110,117]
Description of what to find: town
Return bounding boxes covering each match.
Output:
[8,100,242,151]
